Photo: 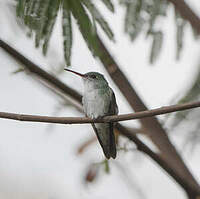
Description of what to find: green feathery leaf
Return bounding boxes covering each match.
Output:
[16,0,113,65]
[11,67,25,74]
[62,0,72,66]
[16,0,26,17]
[101,0,114,12]
[83,0,114,41]
[158,0,168,16]
[69,0,100,57]
[124,0,143,41]
[34,0,50,47]
[104,159,110,173]
[23,0,35,25]
[150,31,163,64]
[175,11,186,60]
[42,0,60,55]
[147,0,162,30]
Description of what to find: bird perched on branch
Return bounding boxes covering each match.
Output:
[65,68,118,159]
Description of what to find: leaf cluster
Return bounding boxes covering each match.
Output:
[120,0,191,63]
[16,0,115,66]
[16,0,194,65]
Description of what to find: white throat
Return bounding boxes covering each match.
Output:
[83,79,96,92]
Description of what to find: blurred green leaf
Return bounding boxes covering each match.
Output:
[150,31,163,64]
[16,0,114,65]
[34,0,50,48]
[123,0,143,41]
[16,0,26,17]
[101,0,114,12]
[62,0,72,66]
[11,67,25,74]
[16,0,197,65]
[42,0,60,55]
[83,0,114,41]
[69,0,100,57]
[175,11,186,60]
[104,159,110,173]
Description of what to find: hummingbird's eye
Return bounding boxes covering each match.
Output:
[90,74,97,79]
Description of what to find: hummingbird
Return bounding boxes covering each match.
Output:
[64,68,118,159]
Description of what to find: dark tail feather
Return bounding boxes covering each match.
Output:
[91,123,116,159]
[109,123,116,159]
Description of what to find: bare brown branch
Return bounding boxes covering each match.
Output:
[0,101,200,124]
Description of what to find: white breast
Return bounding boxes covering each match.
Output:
[82,89,107,119]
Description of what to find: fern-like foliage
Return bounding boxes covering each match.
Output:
[119,0,191,63]
[16,0,195,65]
[16,0,115,66]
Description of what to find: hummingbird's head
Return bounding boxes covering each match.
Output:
[82,72,108,90]
[64,69,108,90]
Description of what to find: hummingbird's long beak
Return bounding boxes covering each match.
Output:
[64,68,85,78]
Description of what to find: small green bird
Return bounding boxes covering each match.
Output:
[65,69,118,159]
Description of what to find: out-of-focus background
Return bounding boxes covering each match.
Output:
[0,0,200,198]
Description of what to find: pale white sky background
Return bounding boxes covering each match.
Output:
[0,0,200,199]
